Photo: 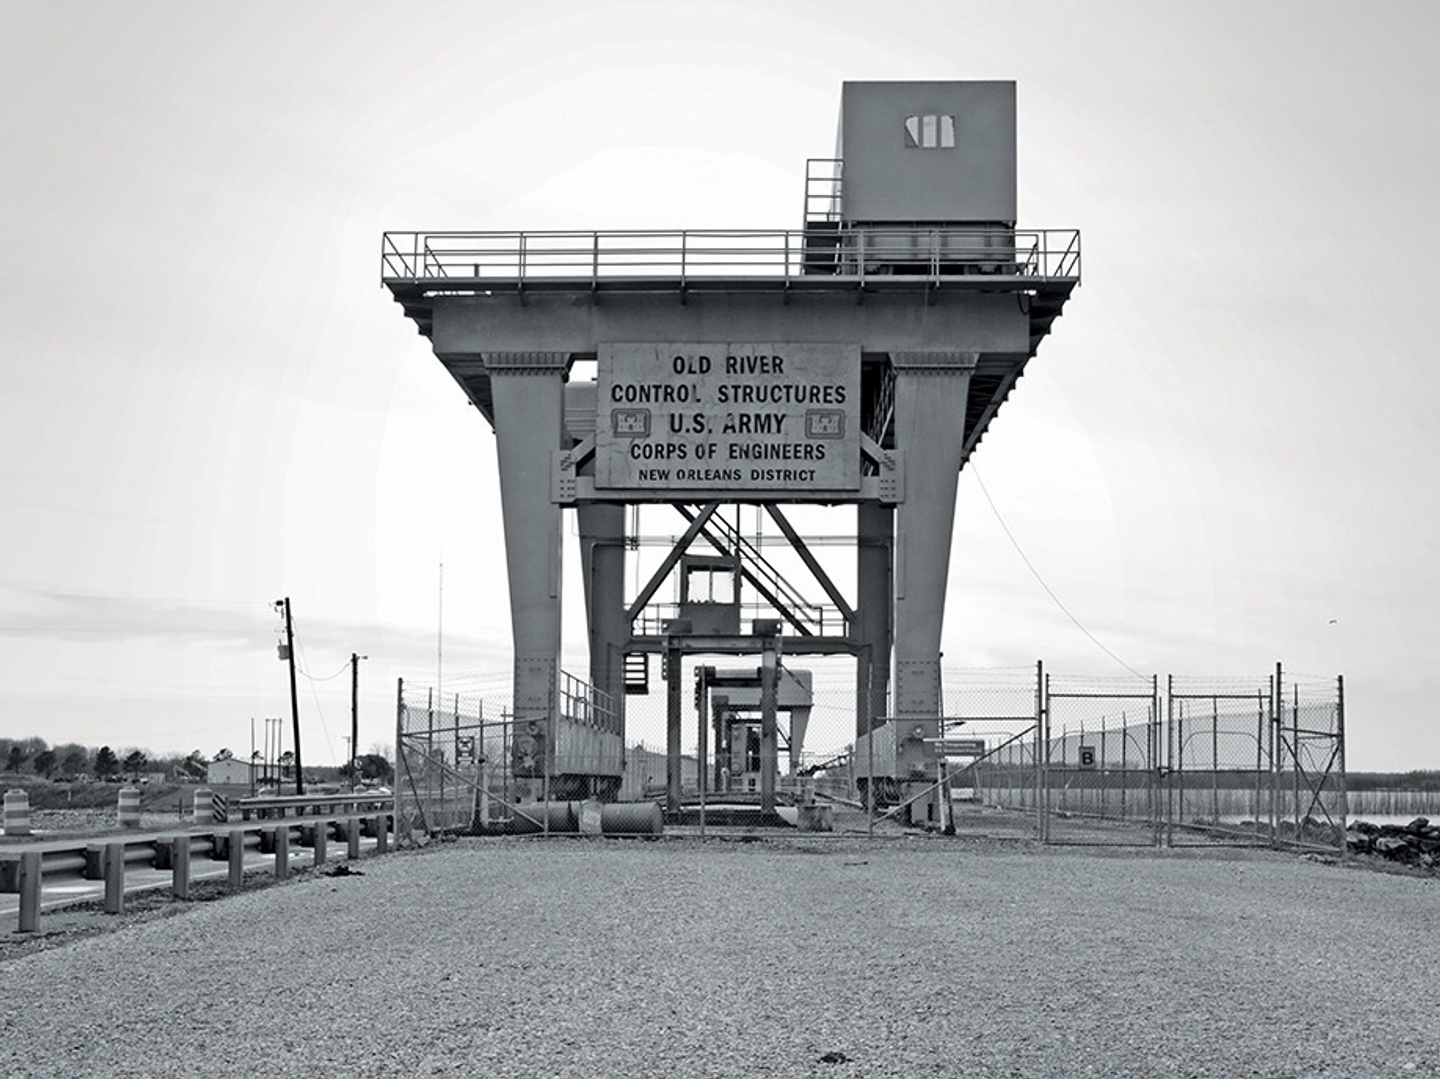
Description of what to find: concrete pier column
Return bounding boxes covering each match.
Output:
[485,352,570,777]
[855,501,894,738]
[759,641,779,817]
[577,499,628,770]
[665,641,683,814]
[890,352,975,821]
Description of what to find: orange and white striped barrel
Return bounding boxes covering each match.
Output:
[117,786,141,828]
[3,789,30,836]
[192,787,215,824]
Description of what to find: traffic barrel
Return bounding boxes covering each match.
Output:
[117,786,141,828]
[192,787,214,824]
[3,789,31,836]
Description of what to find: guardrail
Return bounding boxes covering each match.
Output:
[231,792,395,821]
[2,801,393,933]
[380,227,1081,287]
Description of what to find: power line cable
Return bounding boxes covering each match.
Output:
[969,464,1147,680]
[298,659,352,682]
[295,637,338,765]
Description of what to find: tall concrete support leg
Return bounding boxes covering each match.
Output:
[578,500,628,750]
[485,352,570,766]
[760,641,778,818]
[856,501,894,739]
[665,643,682,814]
[891,352,975,821]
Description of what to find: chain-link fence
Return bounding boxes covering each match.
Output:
[395,664,1344,850]
[394,672,625,841]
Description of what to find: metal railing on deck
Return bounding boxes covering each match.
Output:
[380,227,1081,286]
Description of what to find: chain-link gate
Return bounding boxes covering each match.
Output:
[1042,672,1160,846]
[394,680,493,840]
[395,672,623,841]
[1165,675,1274,846]
[1273,670,1347,851]
[1163,669,1345,851]
[940,667,1045,838]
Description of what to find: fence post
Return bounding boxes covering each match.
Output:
[1269,668,1280,847]
[1165,678,1175,848]
[1151,676,1161,847]
[1038,661,1050,844]
[17,850,41,932]
[172,837,191,899]
[1336,674,1349,856]
[228,829,245,889]
[103,842,124,914]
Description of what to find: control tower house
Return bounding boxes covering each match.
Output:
[382,80,1079,822]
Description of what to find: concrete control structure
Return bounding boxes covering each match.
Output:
[382,80,1079,822]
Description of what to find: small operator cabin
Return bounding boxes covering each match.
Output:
[804,80,1019,279]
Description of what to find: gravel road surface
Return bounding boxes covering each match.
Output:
[3,834,1436,1078]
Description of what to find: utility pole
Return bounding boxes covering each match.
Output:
[276,597,303,795]
[350,652,367,788]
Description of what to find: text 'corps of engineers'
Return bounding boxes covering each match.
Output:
[596,343,862,492]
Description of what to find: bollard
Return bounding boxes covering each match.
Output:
[18,851,41,932]
[117,786,141,829]
[171,836,191,900]
[3,789,31,837]
[313,822,327,866]
[274,825,289,879]
[228,829,245,890]
[346,818,361,860]
[192,787,214,825]
[373,814,388,854]
[103,842,124,914]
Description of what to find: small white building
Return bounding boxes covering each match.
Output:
[205,757,257,787]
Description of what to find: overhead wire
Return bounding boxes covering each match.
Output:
[969,463,1147,681]
[292,625,338,766]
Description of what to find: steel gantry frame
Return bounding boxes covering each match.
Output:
[382,82,1080,824]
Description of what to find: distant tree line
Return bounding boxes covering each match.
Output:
[1346,770,1440,792]
[0,736,393,786]
[0,737,171,781]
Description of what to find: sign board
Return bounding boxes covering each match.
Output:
[931,739,986,757]
[596,343,861,493]
[1078,745,1097,770]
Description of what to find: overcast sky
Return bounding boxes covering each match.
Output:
[1,0,1435,771]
